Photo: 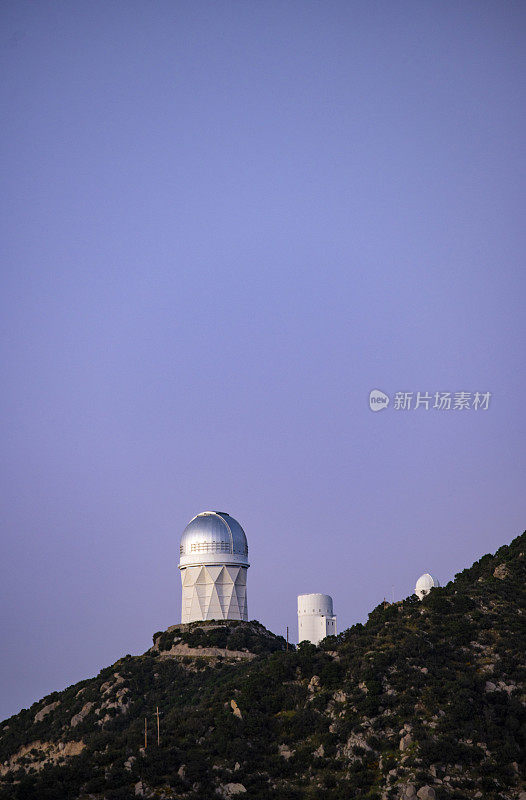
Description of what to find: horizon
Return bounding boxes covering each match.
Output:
[1,524,523,722]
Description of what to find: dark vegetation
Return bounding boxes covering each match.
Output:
[0,532,524,800]
[153,618,288,655]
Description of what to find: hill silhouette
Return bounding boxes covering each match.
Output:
[0,532,524,800]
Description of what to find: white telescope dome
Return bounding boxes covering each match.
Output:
[178,511,249,624]
[297,593,337,645]
[298,593,333,617]
[415,573,439,600]
[180,511,248,560]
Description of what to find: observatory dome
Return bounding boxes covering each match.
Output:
[178,511,250,623]
[297,593,337,645]
[415,572,439,600]
[180,511,248,558]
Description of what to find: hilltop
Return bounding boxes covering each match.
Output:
[0,532,525,800]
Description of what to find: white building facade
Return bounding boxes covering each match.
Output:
[179,511,249,623]
[298,593,336,645]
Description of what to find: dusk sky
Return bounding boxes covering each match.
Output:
[1,1,525,722]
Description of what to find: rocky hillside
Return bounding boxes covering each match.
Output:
[0,533,525,800]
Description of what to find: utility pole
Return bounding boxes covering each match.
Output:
[144,717,147,749]
[286,626,289,652]
[155,706,160,746]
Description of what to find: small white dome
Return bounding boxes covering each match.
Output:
[415,573,439,599]
[298,593,333,616]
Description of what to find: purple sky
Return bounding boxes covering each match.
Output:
[1,1,525,722]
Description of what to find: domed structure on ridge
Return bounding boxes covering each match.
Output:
[415,572,440,600]
[297,593,337,646]
[178,511,249,624]
[180,511,248,558]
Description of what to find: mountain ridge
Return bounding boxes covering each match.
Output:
[1,532,524,800]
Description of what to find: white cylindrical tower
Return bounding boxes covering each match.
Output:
[415,573,440,600]
[298,593,337,645]
[179,511,249,623]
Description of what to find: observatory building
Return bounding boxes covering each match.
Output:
[179,511,249,624]
[415,573,440,600]
[298,593,336,646]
